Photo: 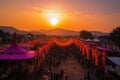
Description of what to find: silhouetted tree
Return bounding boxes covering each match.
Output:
[79,30,94,39]
[0,29,5,38]
[110,27,120,49]
[27,32,35,40]
[0,29,6,43]
[5,32,11,37]
[5,32,13,44]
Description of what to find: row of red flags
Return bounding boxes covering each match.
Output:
[34,38,107,68]
[0,38,107,68]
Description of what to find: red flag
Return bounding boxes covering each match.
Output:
[95,49,99,66]
[102,51,106,67]
[86,45,90,60]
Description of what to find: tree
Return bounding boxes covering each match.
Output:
[0,29,5,38]
[110,27,120,49]
[5,32,11,37]
[0,29,6,43]
[5,32,12,44]
[79,30,94,39]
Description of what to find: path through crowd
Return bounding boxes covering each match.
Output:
[51,57,87,80]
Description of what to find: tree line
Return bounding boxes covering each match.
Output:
[79,26,120,49]
[0,26,120,49]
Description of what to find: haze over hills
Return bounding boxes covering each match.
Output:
[44,28,79,36]
[29,28,109,36]
[90,31,109,36]
[0,26,27,34]
[0,26,109,36]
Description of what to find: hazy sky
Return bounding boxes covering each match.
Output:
[0,0,120,32]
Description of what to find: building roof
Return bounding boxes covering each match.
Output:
[107,57,120,66]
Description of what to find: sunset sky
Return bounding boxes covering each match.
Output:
[0,0,120,32]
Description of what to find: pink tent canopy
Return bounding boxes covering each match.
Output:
[0,43,35,60]
[3,43,28,54]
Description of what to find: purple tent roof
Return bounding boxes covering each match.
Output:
[96,46,114,52]
[0,51,34,60]
[0,43,35,60]
[3,43,28,54]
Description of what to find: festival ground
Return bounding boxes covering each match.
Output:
[50,57,87,80]
[23,56,87,80]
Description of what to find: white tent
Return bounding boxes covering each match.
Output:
[93,38,100,42]
[85,39,92,42]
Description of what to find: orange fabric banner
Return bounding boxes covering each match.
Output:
[95,49,99,66]
[102,51,106,67]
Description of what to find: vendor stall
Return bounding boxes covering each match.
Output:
[0,33,35,79]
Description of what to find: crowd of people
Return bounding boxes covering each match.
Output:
[0,38,117,80]
[39,43,93,80]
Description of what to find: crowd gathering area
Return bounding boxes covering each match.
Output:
[0,34,120,80]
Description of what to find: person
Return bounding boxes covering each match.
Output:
[84,75,87,80]
[60,69,64,80]
[65,74,68,80]
[87,71,91,80]
[51,74,53,80]
[65,76,68,80]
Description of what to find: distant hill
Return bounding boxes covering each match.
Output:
[90,31,109,36]
[30,28,79,36]
[0,26,109,36]
[45,28,79,36]
[30,30,46,35]
[0,26,27,34]
[31,28,109,36]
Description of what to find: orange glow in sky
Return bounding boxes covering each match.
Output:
[0,0,120,32]
[43,10,61,27]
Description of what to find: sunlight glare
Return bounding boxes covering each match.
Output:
[47,12,60,26]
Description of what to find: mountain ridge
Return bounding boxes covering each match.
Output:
[0,26,109,36]
[0,26,27,34]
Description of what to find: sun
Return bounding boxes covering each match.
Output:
[47,12,60,26]
[50,16,59,26]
